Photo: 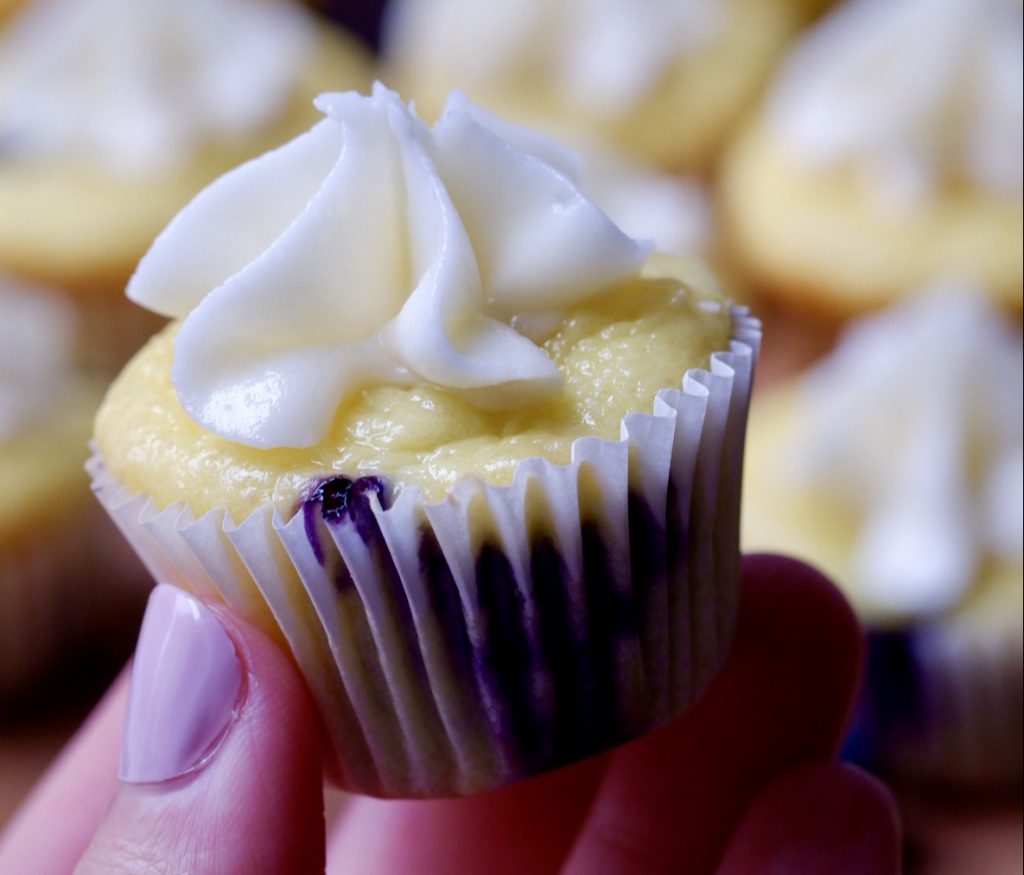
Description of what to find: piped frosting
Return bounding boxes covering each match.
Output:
[128,86,650,449]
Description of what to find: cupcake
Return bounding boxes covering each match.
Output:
[742,284,1023,788]
[382,0,812,171]
[91,86,760,797]
[720,0,1024,317]
[0,275,133,697]
[0,0,372,371]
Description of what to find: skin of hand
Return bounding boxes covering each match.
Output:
[0,554,900,875]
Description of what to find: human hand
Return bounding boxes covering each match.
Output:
[0,555,900,874]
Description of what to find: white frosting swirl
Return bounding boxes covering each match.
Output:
[792,283,1023,615]
[384,0,721,116]
[0,0,314,174]
[128,86,650,449]
[767,0,1024,202]
[0,276,75,440]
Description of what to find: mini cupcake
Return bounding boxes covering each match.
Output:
[382,0,813,171]
[0,0,372,371]
[720,0,1024,317]
[0,275,134,697]
[91,86,760,797]
[742,284,1023,789]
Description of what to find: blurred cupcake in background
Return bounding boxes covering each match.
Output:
[742,283,1023,790]
[720,0,1023,318]
[0,0,372,372]
[0,275,141,699]
[382,0,815,172]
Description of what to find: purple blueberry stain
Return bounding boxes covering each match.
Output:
[418,530,478,698]
[628,491,667,699]
[530,534,599,762]
[300,475,452,777]
[296,475,671,778]
[665,477,690,697]
[474,542,547,770]
[301,475,390,567]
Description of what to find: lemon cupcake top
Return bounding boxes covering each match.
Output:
[96,87,731,518]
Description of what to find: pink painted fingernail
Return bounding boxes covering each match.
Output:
[121,585,243,784]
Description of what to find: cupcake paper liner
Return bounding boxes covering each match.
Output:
[89,307,760,797]
[846,619,1023,790]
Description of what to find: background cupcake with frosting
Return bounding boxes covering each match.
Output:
[382,0,816,173]
[0,275,142,698]
[0,0,372,371]
[90,84,759,798]
[743,284,1023,790]
[719,0,1023,319]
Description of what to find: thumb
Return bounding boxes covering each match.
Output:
[76,585,326,875]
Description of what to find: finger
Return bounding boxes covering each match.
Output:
[716,762,901,875]
[0,669,127,875]
[327,754,608,875]
[75,585,326,875]
[561,554,863,875]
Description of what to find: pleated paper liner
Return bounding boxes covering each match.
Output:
[89,307,760,797]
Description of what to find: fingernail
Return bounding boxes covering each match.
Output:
[121,585,243,784]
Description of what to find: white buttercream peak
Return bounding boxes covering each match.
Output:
[128,86,650,449]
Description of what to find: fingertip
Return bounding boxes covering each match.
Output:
[560,552,870,874]
[207,601,327,758]
[0,669,128,875]
[78,592,326,875]
[740,553,862,652]
[716,761,902,875]
[738,553,864,746]
[328,754,607,875]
